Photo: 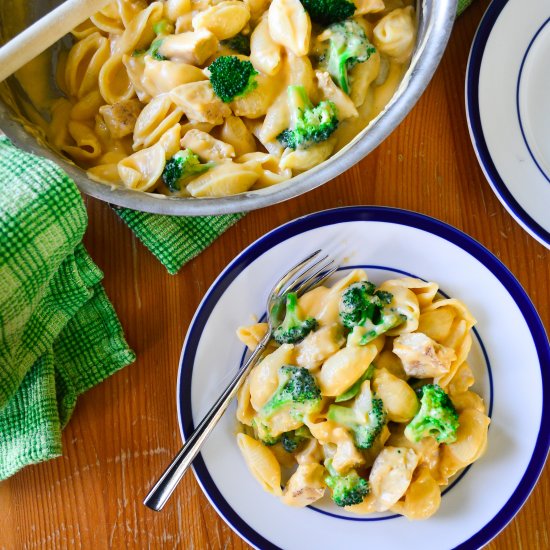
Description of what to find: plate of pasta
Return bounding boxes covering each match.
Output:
[177,206,549,550]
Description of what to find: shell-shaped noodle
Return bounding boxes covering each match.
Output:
[65,32,110,99]
[164,0,191,20]
[100,54,136,105]
[143,57,206,94]
[369,446,419,511]
[399,278,439,310]
[236,323,269,351]
[186,159,261,197]
[62,121,103,163]
[450,390,486,414]
[236,376,256,426]
[268,0,311,57]
[250,16,283,75]
[237,433,282,496]
[331,426,366,473]
[287,53,316,97]
[91,3,125,34]
[192,1,251,40]
[181,129,235,161]
[230,74,279,119]
[100,99,142,139]
[281,463,326,507]
[248,343,295,411]
[158,124,182,158]
[354,0,385,15]
[259,90,290,143]
[373,6,416,63]
[319,345,378,396]
[375,350,407,380]
[315,71,358,120]
[417,306,457,343]
[117,0,148,28]
[118,143,165,191]
[447,362,475,395]
[133,95,183,150]
[349,50,380,107]
[377,279,421,334]
[296,437,323,465]
[122,54,154,103]
[280,139,336,171]
[169,81,232,124]
[372,368,419,422]
[219,117,257,157]
[71,19,99,40]
[115,2,164,55]
[159,29,219,65]
[391,466,441,520]
[71,91,104,121]
[88,163,123,185]
[438,408,490,482]
[244,0,271,22]
[238,153,292,189]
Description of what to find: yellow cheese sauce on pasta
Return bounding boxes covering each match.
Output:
[236,271,490,517]
[8,0,417,197]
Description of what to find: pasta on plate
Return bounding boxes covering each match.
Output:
[44,0,417,198]
[235,270,490,518]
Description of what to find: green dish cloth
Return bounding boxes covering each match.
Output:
[0,137,135,480]
[113,0,472,275]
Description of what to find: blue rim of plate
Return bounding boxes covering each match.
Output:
[177,206,550,550]
[465,0,550,248]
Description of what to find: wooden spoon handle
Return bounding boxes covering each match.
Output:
[0,0,111,83]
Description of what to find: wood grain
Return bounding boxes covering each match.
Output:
[0,1,548,548]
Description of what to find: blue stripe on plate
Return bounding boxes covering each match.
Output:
[177,206,550,550]
[466,0,550,247]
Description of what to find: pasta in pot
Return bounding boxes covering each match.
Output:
[235,271,490,519]
[37,0,417,198]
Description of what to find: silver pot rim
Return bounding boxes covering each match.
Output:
[0,0,458,216]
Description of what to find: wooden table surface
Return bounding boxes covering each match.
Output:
[1,1,548,548]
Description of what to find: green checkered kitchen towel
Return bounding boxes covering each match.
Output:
[112,0,472,275]
[0,137,135,480]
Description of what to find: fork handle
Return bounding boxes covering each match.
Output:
[143,333,270,512]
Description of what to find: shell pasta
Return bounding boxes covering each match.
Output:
[42,0,417,198]
[235,271,490,518]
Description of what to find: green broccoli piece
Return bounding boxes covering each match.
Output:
[153,19,175,36]
[300,0,356,26]
[405,384,459,444]
[281,426,311,453]
[328,396,386,449]
[324,460,370,507]
[252,419,280,445]
[208,56,258,103]
[320,20,376,94]
[162,149,213,192]
[339,281,406,344]
[273,292,318,344]
[334,364,374,403]
[221,33,251,56]
[259,366,322,421]
[277,85,339,150]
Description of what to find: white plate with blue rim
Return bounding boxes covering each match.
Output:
[176,207,549,550]
[466,0,550,249]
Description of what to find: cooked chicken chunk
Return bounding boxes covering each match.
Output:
[169,81,232,124]
[393,332,456,379]
[158,29,219,65]
[99,99,142,139]
[180,129,235,161]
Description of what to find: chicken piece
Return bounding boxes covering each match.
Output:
[315,70,358,120]
[369,446,419,512]
[180,129,235,161]
[169,81,232,124]
[281,463,326,507]
[99,99,142,139]
[158,28,219,65]
[393,332,456,379]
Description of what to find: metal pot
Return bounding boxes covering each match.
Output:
[0,0,457,216]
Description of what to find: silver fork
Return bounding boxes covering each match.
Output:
[143,250,338,512]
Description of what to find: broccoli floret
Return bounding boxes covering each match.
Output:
[320,20,376,94]
[259,366,322,421]
[273,292,318,344]
[324,460,370,507]
[148,38,167,60]
[328,397,386,449]
[252,419,280,445]
[405,384,459,444]
[339,281,406,344]
[300,0,355,25]
[277,85,339,150]
[335,364,374,403]
[221,33,251,56]
[153,19,175,36]
[162,149,213,192]
[281,426,311,452]
[208,56,258,103]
